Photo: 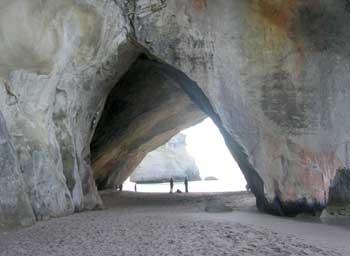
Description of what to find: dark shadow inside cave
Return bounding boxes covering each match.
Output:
[90,55,206,190]
[90,54,269,213]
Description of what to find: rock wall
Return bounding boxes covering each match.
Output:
[1,0,350,227]
[130,0,350,215]
[0,0,140,226]
[0,112,35,229]
[130,133,201,183]
[321,168,350,218]
[329,168,350,206]
[91,58,205,188]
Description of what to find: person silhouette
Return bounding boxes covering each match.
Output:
[170,177,174,193]
[134,183,137,192]
[184,177,188,193]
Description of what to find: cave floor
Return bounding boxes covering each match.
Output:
[0,191,349,256]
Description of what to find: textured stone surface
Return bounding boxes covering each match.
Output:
[321,168,350,218]
[1,0,350,227]
[130,133,201,183]
[329,168,350,206]
[130,0,350,215]
[0,0,138,223]
[0,112,35,229]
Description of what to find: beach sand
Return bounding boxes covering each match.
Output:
[0,191,349,256]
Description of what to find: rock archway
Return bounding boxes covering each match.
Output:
[1,0,350,229]
[127,0,350,215]
[90,54,267,212]
[90,56,206,189]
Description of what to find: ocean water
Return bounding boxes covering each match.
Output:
[123,180,245,193]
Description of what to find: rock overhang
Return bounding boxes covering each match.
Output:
[1,0,350,228]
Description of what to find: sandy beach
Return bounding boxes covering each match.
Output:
[0,191,349,256]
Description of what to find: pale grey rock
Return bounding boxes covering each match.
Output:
[130,133,201,183]
[0,0,137,222]
[321,168,350,219]
[1,0,350,228]
[131,0,350,215]
[0,112,35,229]
[204,176,218,181]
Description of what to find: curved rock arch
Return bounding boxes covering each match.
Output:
[90,55,269,213]
[1,0,350,228]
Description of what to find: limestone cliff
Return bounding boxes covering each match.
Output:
[128,0,350,216]
[321,168,350,218]
[0,0,136,228]
[130,133,201,183]
[329,168,350,206]
[0,112,35,228]
[1,0,350,228]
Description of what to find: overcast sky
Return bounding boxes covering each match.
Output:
[182,118,246,191]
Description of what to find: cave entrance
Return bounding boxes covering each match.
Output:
[124,117,247,193]
[90,55,206,190]
[90,54,261,207]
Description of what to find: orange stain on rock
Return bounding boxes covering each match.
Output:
[192,0,207,15]
[255,1,313,79]
[280,140,342,200]
[255,0,322,79]
[299,148,342,188]
[257,0,299,33]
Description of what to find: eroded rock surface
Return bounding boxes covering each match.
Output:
[329,168,350,206]
[321,168,350,218]
[130,133,201,184]
[0,0,138,223]
[1,0,350,227]
[130,0,350,215]
[0,112,35,229]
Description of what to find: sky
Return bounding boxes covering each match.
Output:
[182,118,247,191]
[125,117,247,192]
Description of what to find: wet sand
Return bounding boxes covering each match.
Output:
[0,191,349,256]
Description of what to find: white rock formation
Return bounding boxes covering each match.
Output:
[2,0,350,229]
[130,133,201,183]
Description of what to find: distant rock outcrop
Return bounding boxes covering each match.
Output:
[204,176,218,181]
[321,168,350,218]
[130,134,201,184]
[328,168,350,205]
